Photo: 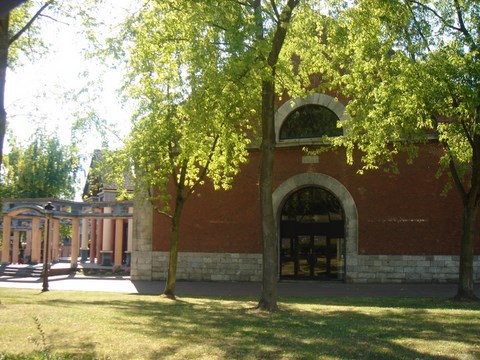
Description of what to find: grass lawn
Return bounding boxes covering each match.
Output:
[0,288,479,359]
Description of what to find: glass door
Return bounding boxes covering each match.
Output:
[280,187,346,281]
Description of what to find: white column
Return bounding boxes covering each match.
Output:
[70,218,80,267]
[114,218,124,266]
[31,218,41,263]
[25,229,32,262]
[127,207,133,252]
[90,217,97,263]
[125,207,134,267]
[52,219,60,262]
[80,216,90,262]
[1,216,11,263]
[81,217,89,249]
[102,208,112,251]
[12,231,20,263]
[101,207,113,266]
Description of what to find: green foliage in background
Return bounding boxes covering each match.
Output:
[2,130,80,200]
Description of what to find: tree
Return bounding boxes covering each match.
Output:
[104,1,307,307]
[293,0,479,300]
[2,130,80,199]
[255,0,301,312]
[0,1,28,16]
[102,1,254,299]
[1,1,106,175]
[0,1,56,173]
[103,103,249,299]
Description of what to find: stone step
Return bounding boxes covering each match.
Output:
[0,265,43,278]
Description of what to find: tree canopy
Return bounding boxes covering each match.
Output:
[99,0,321,306]
[292,0,479,299]
[2,131,80,199]
[2,0,121,177]
[97,0,480,302]
[101,0,262,298]
[105,0,264,207]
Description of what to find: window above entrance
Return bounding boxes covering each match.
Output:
[279,104,342,140]
[274,93,347,145]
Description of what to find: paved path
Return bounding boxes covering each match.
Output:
[1,273,479,298]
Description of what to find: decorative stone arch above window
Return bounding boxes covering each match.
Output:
[275,93,348,143]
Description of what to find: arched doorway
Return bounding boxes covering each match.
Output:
[279,187,346,281]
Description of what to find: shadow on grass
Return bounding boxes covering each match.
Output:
[0,352,103,359]
[280,295,480,310]
[33,295,480,360]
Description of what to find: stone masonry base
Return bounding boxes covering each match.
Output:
[133,251,263,282]
[131,251,479,283]
[347,254,480,283]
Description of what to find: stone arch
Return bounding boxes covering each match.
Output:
[7,205,46,218]
[272,173,358,282]
[274,93,348,143]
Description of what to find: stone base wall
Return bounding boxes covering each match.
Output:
[347,255,480,283]
[132,251,263,281]
[130,250,153,280]
[130,195,153,281]
[131,250,480,283]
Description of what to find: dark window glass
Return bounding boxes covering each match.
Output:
[279,104,342,140]
[280,187,345,281]
[282,187,343,221]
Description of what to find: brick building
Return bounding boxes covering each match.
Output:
[131,93,480,283]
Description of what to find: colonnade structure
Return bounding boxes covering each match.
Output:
[0,198,134,268]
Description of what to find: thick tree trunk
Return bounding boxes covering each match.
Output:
[456,200,478,300]
[257,79,278,311]
[453,131,480,301]
[0,1,27,16]
[255,0,299,312]
[0,14,9,172]
[163,194,185,299]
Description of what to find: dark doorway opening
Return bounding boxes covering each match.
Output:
[280,187,345,281]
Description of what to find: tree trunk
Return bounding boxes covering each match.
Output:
[0,1,27,16]
[163,193,185,299]
[257,79,278,311]
[456,199,478,300]
[255,0,299,312]
[454,131,480,301]
[0,14,9,172]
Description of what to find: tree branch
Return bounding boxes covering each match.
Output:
[39,13,69,26]
[226,0,253,8]
[460,118,474,148]
[449,154,467,201]
[152,203,174,219]
[270,0,280,22]
[453,0,478,51]
[186,133,220,199]
[176,158,189,199]
[432,114,467,199]
[404,0,432,53]
[409,0,462,33]
[267,0,300,67]
[9,1,53,46]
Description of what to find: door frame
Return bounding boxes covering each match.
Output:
[273,173,358,282]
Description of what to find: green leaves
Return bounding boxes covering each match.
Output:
[100,1,268,214]
[295,0,480,184]
[2,131,80,199]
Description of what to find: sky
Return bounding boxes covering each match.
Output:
[4,1,135,198]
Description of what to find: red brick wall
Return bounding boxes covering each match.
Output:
[152,152,262,253]
[152,143,479,256]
